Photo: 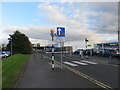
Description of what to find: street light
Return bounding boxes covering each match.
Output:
[85,38,89,59]
[50,29,55,70]
[10,38,12,56]
[118,30,120,59]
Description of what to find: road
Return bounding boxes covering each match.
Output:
[14,53,102,88]
[44,53,119,89]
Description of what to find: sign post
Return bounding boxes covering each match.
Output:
[87,44,92,56]
[57,27,65,69]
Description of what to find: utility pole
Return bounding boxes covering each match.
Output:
[60,42,63,69]
[118,30,120,59]
[11,38,12,56]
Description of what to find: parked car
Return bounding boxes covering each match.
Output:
[98,49,119,58]
[73,49,81,54]
[74,49,94,56]
[0,52,9,58]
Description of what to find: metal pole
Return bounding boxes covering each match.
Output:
[80,50,84,60]
[118,30,120,59]
[102,43,104,55]
[118,2,120,59]
[90,49,92,56]
[69,50,71,57]
[86,41,88,59]
[1,44,2,59]
[11,38,12,56]
[60,42,63,69]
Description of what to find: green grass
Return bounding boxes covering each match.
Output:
[2,54,30,88]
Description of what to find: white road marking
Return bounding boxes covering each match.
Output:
[63,62,78,66]
[80,60,97,64]
[72,61,88,65]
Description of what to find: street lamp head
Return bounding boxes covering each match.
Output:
[51,29,55,33]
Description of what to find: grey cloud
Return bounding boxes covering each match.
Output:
[85,2,118,14]
[86,11,118,34]
[3,26,52,41]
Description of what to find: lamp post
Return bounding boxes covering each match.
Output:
[10,38,12,56]
[50,29,55,70]
[118,30,120,59]
[85,38,89,59]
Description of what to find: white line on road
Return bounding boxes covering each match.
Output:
[80,60,97,64]
[72,61,88,65]
[63,62,78,66]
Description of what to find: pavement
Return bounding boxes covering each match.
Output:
[14,53,101,88]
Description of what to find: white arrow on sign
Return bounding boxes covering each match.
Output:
[58,28,61,35]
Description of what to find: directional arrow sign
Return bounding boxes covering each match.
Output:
[58,28,61,35]
[57,27,65,37]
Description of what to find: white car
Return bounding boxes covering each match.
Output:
[0,52,9,58]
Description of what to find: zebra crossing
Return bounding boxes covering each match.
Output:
[63,60,98,67]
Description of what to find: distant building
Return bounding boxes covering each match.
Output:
[93,42,119,51]
[32,43,73,53]
[32,43,45,50]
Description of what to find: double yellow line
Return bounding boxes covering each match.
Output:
[43,55,114,90]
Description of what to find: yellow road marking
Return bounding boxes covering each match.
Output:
[43,54,115,90]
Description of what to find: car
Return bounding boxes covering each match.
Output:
[98,49,119,58]
[73,49,81,54]
[107,49,119,58]
[0,52,9,58]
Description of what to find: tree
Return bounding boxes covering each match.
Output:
[7,30,32,54]
[2,44,7,51]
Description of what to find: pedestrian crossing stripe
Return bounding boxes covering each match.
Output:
[72,61,88,65]
[80,60,97,64]
[63,61,97,66]
[63,62,78,66]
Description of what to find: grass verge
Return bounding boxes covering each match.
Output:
[2,54,30,88]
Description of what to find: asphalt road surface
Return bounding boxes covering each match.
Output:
[14,53,103,88]
[44,53,119,89]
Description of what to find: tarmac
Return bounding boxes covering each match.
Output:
[65,54,120,65]
[14,53,101,88]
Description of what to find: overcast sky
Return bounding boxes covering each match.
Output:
[0,0,119,50]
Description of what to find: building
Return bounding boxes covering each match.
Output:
[93,42,119,52]
[32,43,73,53]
